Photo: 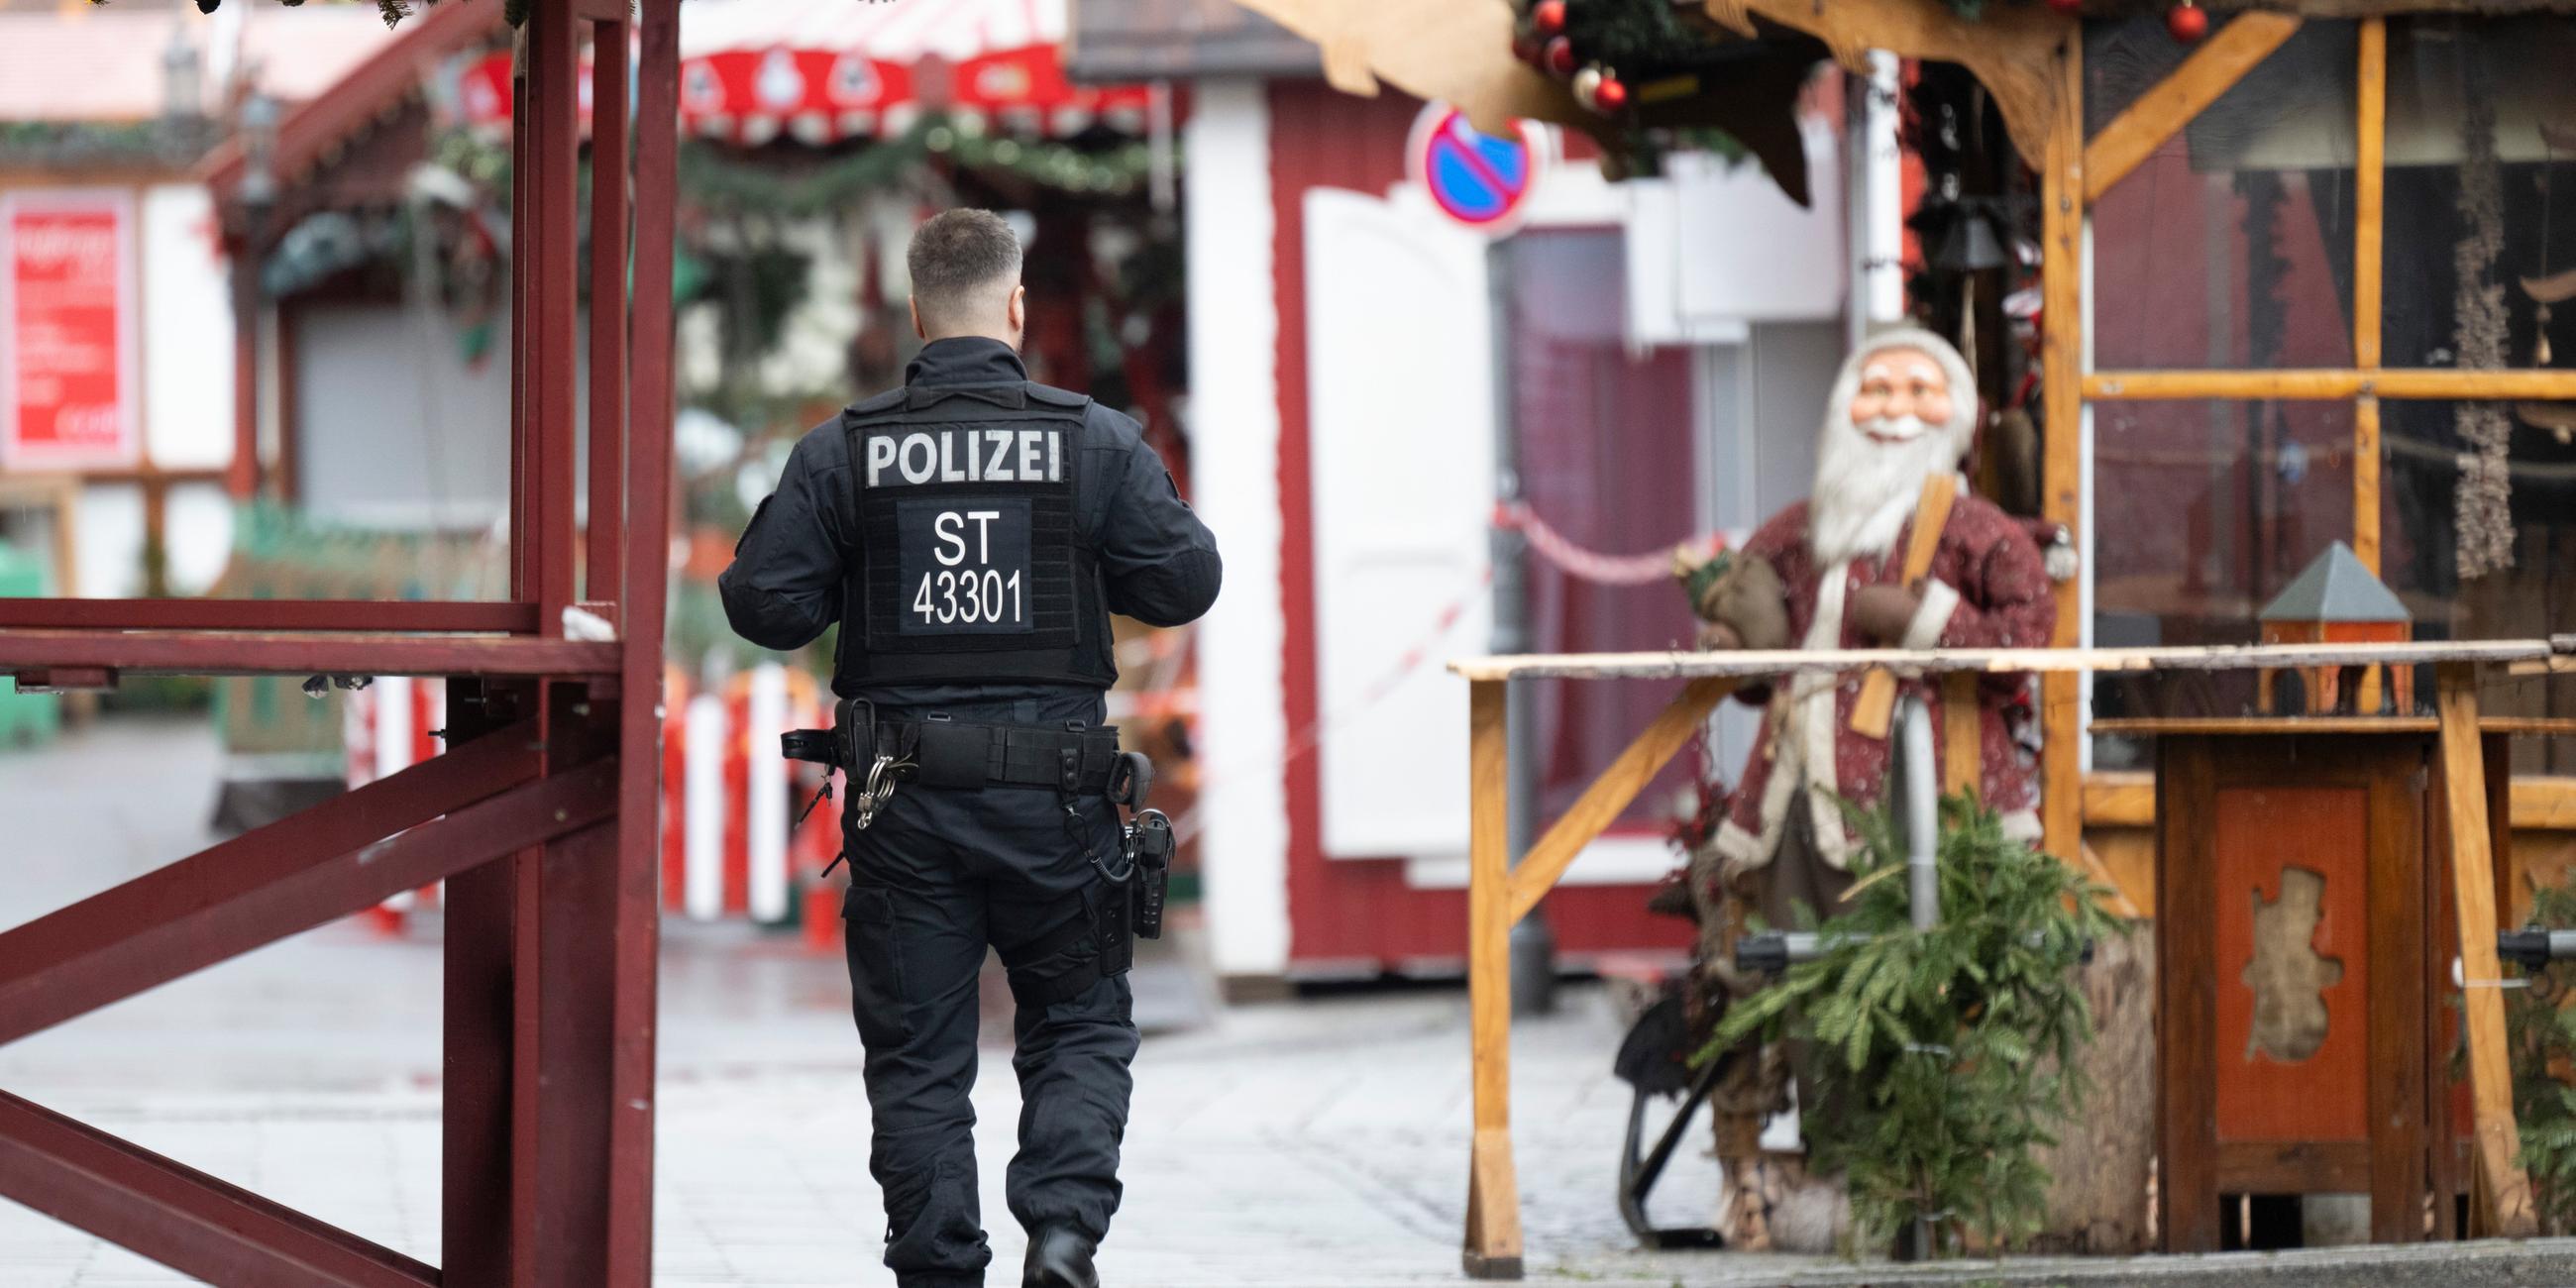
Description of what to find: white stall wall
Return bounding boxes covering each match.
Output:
[162,481,236,594]
[72,482,142,597]
[1304,182,1494,861]
[293,302,513,529]
[141,183,235,471]
[292,304,591,530]
[1184,80,1294,979]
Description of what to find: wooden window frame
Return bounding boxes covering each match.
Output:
[2035,13,2576,861]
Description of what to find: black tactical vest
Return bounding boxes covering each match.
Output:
[836,379,1115,688]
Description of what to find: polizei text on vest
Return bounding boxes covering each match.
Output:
[865,427,1066,487]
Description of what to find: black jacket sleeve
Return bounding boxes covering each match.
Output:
[718,420,852,651]
[1092,412,1221,628]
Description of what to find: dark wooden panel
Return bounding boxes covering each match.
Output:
[2217,1140,2373,1195]
[2159,737,2222,1252]
[2366,741,2428,1241]
[2161,731,2448,1249]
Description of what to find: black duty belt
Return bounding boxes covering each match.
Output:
[783,699,1122,794]
[882,716,1122,793]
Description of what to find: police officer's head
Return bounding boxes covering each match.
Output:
[907,209,1026,350]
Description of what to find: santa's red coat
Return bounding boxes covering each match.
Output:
[1712,487,2057,875]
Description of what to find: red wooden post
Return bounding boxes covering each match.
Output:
[585,16,630,606]
[607,0,683,1278]
[529,0,582,633]
[442,681,524,1283]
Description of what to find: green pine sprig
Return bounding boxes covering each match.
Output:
[1707,794,2127,1255]
[2507,871,2576,1233]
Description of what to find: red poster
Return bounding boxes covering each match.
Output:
[2,193,138,470]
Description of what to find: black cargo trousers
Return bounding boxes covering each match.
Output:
[839,704,1138,1288]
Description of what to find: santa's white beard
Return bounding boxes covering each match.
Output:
[1808,415,1957,566]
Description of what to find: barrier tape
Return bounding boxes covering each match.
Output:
[1168,566,1495,846]
[1492,501,1725,587]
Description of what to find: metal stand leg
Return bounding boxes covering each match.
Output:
[1617,1057,1729,1249]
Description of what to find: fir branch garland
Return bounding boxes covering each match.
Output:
[0,119,220,170]
[1708,797,2126,1255]
[677,117,1160,218]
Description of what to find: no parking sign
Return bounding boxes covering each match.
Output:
[1406,104,1549,235]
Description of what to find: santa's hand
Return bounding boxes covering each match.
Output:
[1696,620,1744,651]
[1848,584,1923,644]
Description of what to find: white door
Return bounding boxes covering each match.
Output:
[1304,185,1495,860]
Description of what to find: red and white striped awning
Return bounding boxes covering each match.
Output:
[676,0,1148,146]
[450,0,1151,147]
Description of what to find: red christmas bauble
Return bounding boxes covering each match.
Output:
[1543,36,1576,77]
[2167,2,2207,41]
[1594,75,1628,112]
[1532,0,1566,36]
[1512,32,1541,64]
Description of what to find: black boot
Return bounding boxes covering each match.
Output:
[1022,1225,1098,1288]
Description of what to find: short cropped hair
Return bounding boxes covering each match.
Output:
[908,209,1022,336]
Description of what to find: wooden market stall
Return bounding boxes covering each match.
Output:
[1213,0,2576,1275]
[1449,640,2574,1275]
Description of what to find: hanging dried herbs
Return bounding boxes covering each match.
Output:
[2454,90,2517,580]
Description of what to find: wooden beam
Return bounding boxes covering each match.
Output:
[583,13,630,607]
[0,630,620,678]
[2088,770,2576,830]
[1450,637,2565,683]
[2041,28,2086,868]
[2088,368,2576,400]
[2083,770,2156,826]
[1505,678,1734,924]
[0,598,540,634]
[2354,397,2385,665]
[2092,715,2576,736]
[2354,17,2386,375]
[2082,12,2303,204]
[2515,777,2576,830]
[2435,664,2539,1237]
[1708,0,2071,165]
[0,1092,438,1288]
[1940,673,1982,799]
[1852,475,1958,739]
[2353,18,2387,581]
[1462,679,1522,1279]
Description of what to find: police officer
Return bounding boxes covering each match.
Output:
[720,209,1221,1288]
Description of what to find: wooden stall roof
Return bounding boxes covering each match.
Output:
[1220,0,2576,179]
[1449,636,2576,682]
[198,0,505,199]
[1215,0,1826,198]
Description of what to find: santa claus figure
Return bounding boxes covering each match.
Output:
[1677,325,2055,1251]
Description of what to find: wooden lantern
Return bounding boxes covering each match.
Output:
[2257,542,2413,715]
